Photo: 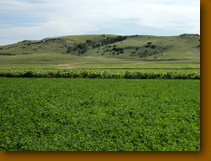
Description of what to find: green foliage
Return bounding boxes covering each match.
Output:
[64,36,127,55]
[0,70,200,79]
[0,78,200,151]
[66,46,72,53]
[151,45,156,49]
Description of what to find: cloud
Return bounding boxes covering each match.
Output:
[0,0,200,45]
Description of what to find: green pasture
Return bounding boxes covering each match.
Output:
[0,53,200,73]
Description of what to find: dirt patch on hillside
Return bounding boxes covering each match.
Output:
[63,66,79,69]
[57,64,70,67]
[190,64,200,67]
[57,64,82,69]
[0,68,10,70]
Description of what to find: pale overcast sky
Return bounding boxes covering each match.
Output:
[0,0,200,45]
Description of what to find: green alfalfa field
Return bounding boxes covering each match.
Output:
[0,78,200,151]
[0,34,200,151]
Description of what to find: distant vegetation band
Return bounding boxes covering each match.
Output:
[0,70,200,79]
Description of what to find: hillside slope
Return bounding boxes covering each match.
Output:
[0,34,200,61]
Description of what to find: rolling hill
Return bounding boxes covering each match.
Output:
[0,34,200,61]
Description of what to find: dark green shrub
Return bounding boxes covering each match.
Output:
[23,71,35,77]
[151,45,156,49]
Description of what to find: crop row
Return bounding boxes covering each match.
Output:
[0,78,200,151]
[0,70,200,79]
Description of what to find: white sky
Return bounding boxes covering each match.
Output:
[0,0,200,45]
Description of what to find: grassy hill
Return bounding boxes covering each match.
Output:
[0,34,200,71]
[0,34,200,60]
